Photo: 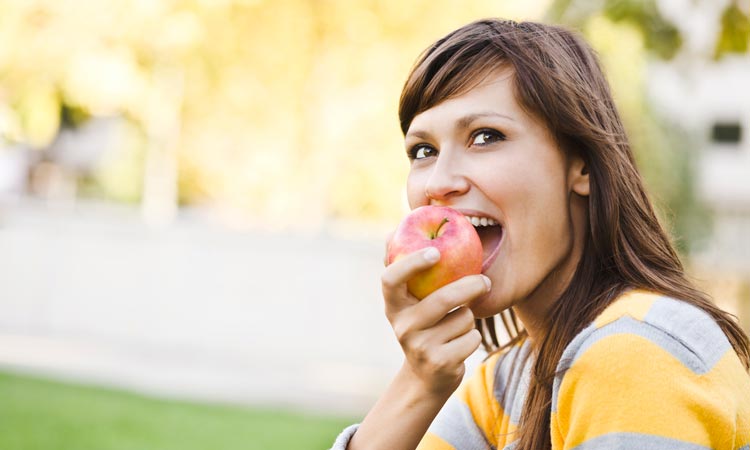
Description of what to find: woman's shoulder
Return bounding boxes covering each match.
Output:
[550,291,750,448]
[558,289,733,375]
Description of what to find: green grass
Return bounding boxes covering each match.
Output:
[0,371,357,450]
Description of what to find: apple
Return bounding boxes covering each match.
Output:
[387,205,483,299]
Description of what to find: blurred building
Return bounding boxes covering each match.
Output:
[646,0,750,327]
[649,55,750,270]
[648,56,750,331]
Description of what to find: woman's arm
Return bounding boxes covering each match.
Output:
[347,247,490,450]
[347,363,453,450]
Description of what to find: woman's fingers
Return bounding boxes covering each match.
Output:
[400,324,482,391]
[409,274,490,328]
[432,306,478,342]
[398,306,476,361]
[391,275,488,358]
[379,241,490,394]
[381,247,441,311]
[440,327,483,366]
[387,272,489,345]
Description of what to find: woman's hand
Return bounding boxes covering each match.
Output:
[346,245,491,450]
[381,246,491,396]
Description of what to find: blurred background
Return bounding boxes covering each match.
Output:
[0,0,748,448]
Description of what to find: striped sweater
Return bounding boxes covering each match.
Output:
[419,290,750,449]
[331,290,750,449]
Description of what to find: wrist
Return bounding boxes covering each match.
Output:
[348,362,457,450]
[398,362,458,404]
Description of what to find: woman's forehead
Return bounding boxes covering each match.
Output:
[432,63,515,106]
[407,68,523,130]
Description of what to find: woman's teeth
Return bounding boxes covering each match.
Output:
[465,215,498,227]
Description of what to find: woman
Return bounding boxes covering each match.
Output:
[332,19,750,450]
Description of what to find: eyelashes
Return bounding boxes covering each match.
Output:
[407,128,507,161]
[407,145,437,160]
[471,129,506,146]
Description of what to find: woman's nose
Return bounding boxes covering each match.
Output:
[424,156,470,203]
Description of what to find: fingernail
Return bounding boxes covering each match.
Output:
[482,275,491,292]
[423,247,440,262]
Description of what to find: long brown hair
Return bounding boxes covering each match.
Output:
[398,19,750,450]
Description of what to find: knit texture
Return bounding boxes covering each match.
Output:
[419,290,750,450]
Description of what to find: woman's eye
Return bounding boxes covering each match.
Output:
[411,145,437,160]
[472,130,505,146]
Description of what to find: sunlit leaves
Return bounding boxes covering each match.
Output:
[715,1,750,58]
[601,0,681,59]
[549,0,749,60]
[0,0,556,227]
[16,82,60,148]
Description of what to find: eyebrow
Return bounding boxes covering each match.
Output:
[406,111,515,140]
[457,112,515,129]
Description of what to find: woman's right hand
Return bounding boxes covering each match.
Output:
[381,246,491,396]
[345,246,491,450]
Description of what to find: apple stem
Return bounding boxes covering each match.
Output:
[431,218,450,239]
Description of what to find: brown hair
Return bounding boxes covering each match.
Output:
[399,19,750,450]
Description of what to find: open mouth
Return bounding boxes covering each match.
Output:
[464,215,504,272]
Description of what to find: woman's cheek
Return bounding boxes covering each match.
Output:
[405,173,429,208]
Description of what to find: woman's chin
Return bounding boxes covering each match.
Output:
[474,261,512,317]
[470,290,512,320]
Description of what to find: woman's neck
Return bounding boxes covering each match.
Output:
[517,192,589,346]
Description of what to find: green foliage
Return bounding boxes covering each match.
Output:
[0,371,355,450]
[715,1,750,58]
[629,110,712,254]
[602,0,682,59]
[547,0,682,59]
[549,0,748,60]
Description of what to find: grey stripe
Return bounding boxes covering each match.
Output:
[739,445,749,450]
[552,322,597,413]
[429,395,495,450]
[570,432,712,450]
[502,440,518,450]
[565,315,727,375]
[644,297,730,371]
[552,298,731,413]
[509,357,532,423]
[493,340,533,423]
[329,424,359,450]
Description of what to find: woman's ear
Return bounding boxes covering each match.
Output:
[569,155,590,196]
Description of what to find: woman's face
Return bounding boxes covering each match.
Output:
[404,68,589,323]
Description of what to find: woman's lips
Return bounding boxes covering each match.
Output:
[477,225,503,272]
[455,209,504,273]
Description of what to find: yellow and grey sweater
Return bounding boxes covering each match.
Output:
[419,291,750,449]
[331,291,750,450]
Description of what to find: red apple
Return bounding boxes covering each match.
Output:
[387,205,483,299]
